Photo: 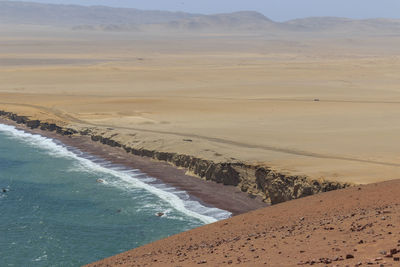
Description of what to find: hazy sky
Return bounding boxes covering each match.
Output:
[8,0,400,21]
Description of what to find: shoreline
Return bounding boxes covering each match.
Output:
[0,117,267,216]
[0,109,352,207]
[87,179,400,266]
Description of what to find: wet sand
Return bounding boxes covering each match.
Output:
[0,117,266,216]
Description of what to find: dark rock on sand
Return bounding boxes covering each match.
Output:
[255,167,348,204]
[1,109,351,205]
[26,120,40,129]
[87,132,350,204]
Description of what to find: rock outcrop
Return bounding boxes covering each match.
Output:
[255,167,348,204]
[0,110,77,136]
[0,110,351,204]
[88,134,350,203]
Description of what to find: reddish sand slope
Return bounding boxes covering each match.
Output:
[87,180,400,266]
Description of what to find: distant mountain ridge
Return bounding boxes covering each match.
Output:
[0,1,198,25]
[286,17,400,32]
[1,0,400,34]
[158,11,277,32]
[70,11,277,32]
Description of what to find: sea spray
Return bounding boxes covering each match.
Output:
[0,123,230,266]
[0,123,231,223]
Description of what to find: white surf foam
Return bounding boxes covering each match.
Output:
[0,124,231,223]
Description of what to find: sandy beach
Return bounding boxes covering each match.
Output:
[0,117,266,216]
[1,25,400,187]
[1,16,400,266]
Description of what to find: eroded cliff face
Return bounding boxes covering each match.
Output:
[0,110,351,204]
[0,111,78,136]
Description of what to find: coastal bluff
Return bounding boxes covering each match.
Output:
[0,110,350,205]
[87,179,400,266]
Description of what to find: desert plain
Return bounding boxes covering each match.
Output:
[1,24,400,185]
[2,4,400,266]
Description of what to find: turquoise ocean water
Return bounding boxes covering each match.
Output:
[0,124,230,266]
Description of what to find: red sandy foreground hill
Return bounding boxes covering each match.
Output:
[87,180,400,266]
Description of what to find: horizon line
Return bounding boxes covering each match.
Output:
[2,0,400,23]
